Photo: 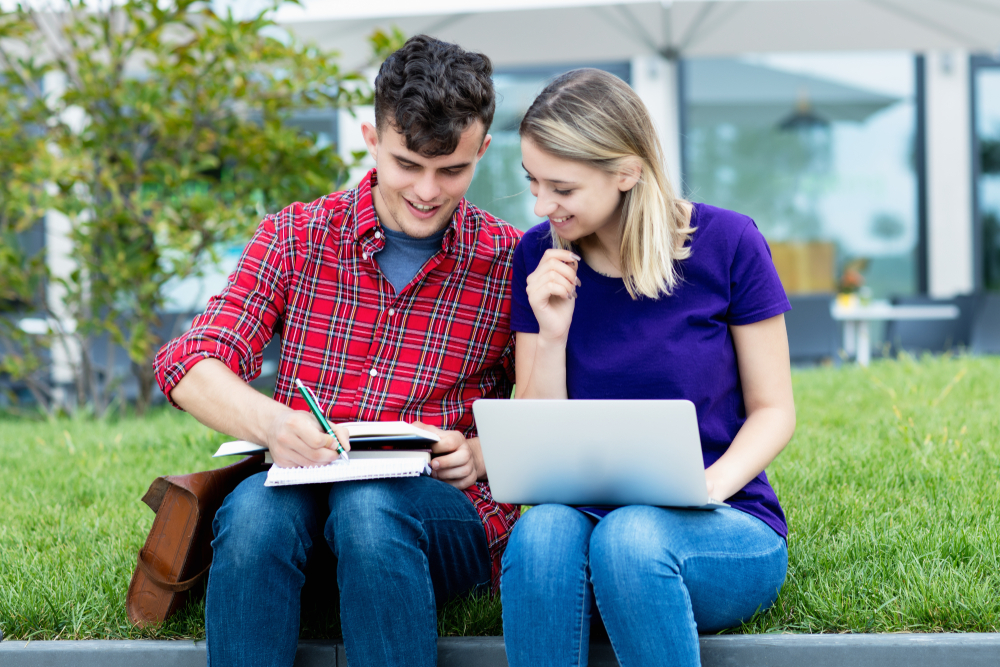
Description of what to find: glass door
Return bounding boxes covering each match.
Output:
[682,53,921,299]
[973,56,1000,292]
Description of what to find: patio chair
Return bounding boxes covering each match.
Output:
[885,294,979,354]
[785,293,839,365]
[971,293,1000,355]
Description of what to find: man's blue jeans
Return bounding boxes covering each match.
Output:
[206,472,491,667]
[501,504,787,667]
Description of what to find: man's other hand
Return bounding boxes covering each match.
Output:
[413,422,485,490]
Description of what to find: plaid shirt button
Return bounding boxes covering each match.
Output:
[369,368,377,377]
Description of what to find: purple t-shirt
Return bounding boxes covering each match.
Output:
[510,203,790,538]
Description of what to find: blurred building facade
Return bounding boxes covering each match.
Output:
[263,0,1000,303]
[10,1,1000,406]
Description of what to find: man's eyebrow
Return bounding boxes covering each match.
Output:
[521,162,573,185]
[392,152,471,170]
[393,153,420,166]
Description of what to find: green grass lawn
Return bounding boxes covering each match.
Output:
[1,354,999,640]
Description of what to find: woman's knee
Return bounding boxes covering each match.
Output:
[502,505,593,578]
[502,505,594,597]
[589,506,686,584]
[506,505,593,558]
[689,532,788,632]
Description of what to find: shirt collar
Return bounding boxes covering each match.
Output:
[352,168,468,256]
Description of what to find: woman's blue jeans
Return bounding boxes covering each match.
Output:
[501,504,787,667]
[205,472,491,667]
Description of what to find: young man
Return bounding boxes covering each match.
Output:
[153,35,520,667]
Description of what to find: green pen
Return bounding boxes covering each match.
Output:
[294,378,350,461]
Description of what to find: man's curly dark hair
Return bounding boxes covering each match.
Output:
[374,35,495,157]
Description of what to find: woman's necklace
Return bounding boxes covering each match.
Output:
[583,237,622,278]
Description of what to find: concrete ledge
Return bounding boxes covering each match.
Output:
[1,633,999,666]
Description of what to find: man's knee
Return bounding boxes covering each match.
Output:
[326,479,423,562]
[213,472,320,571]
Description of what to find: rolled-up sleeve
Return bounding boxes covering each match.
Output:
[154,214,289,407]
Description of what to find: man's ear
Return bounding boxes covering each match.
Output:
[618,158,643,192]
[476,133,492,160]
[361,122,380,162]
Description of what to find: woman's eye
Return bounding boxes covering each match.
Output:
[524,175,536,183]
[554,189,573,196]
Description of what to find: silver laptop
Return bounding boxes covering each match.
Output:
[473,399,727,510]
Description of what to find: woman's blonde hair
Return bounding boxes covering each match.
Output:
[520,68,694,299]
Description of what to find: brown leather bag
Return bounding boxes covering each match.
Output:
[126,454,267,627]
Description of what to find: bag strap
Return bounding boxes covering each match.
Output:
[136,550,212,593]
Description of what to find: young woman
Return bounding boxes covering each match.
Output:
[501,68,796,667]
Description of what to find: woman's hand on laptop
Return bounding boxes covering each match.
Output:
[414,422,486,490]
[705,477,718,503]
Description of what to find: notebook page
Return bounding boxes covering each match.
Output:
[213,440,267,457]
[264,457,431,487]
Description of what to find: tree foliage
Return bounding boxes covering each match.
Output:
[0,1,374,415]
[0,10,59,412]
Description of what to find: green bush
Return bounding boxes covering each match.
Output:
[0,1,372,415]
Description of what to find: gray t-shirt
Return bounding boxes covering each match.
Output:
[374,225,447,292]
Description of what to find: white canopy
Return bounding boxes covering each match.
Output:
[278,0,1000,69]
[686,58,900,126]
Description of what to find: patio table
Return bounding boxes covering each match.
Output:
[829,300,960,366]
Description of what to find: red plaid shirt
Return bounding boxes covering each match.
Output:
[154,169,521,588]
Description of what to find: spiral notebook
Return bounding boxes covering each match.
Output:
[264,450,433,487]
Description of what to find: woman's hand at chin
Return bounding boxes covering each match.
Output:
[525,248,582,342]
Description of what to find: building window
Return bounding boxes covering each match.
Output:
[465,63,630,231]
[682,53,921,298]
[972,55,1000,293]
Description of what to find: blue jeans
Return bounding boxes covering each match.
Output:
[206,472,491,667]
[501,504,787,667]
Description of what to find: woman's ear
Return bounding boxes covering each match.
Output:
[618,159,643,192]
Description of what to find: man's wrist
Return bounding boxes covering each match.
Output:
[253,401,296,449]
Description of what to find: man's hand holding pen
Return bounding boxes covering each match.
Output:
[264,409,350,469]
[264,379,352,469]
